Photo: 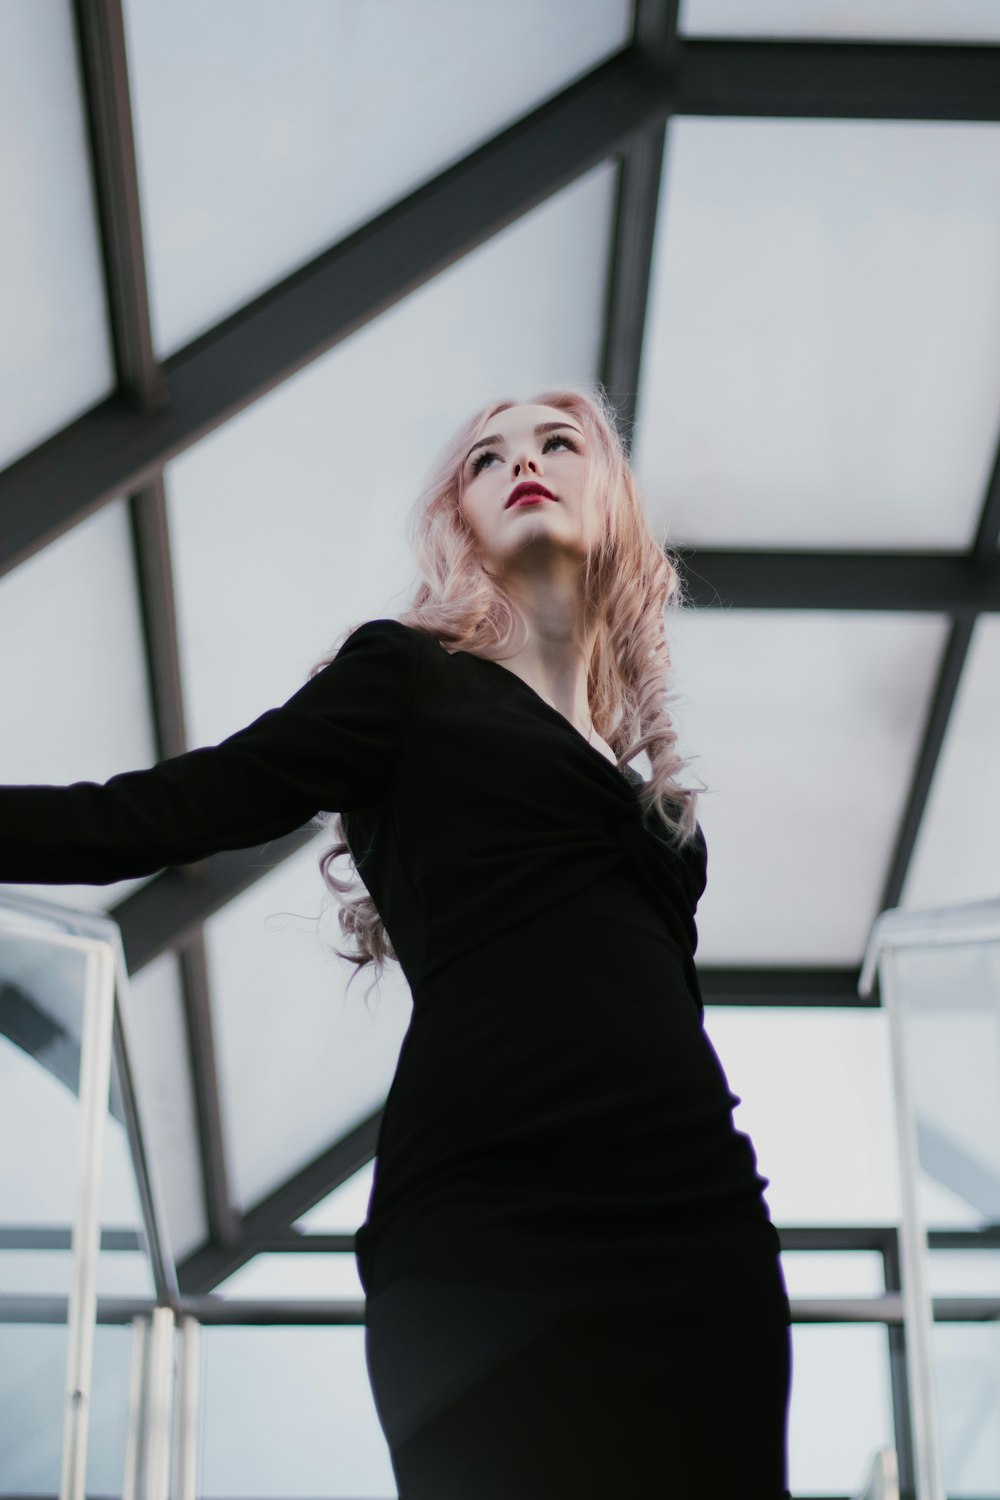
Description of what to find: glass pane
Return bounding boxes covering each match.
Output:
[665,608,947,964]
[0,899,161,1492]
[681,0,1000,41]
[933,1320,1000,1497]
[634,117,1000,549]
[214,1253,363,1301]
[198,1325,394,1498]
[788,1324,895,1496]
[704,1007,899,1226]
[927,1248,1000,1297]
[0,0,114,470]
[890,934,1000,1496]
[294,1162,375,1234]
[126,951,208,1260]
[893,939,1000,1232]
[0,502,158,916]
[903,616,1000,911]
[0,1322,132,1498]
[780,1251,885,1298]
[0,933,91,1386]
[206,841,413,1210]
[123,0,631,354]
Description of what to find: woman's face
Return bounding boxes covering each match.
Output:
[458,403,595,579]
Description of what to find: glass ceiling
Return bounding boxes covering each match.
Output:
[1,7,999,1487]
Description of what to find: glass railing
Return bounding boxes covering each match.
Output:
[6,882,999,1498]
[861,893,1000,1500]
[0,892,174,1500]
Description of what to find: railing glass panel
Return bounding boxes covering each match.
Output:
[789,1323,896,1498]
[0,893,172,1500]
[893,936,1000,1499]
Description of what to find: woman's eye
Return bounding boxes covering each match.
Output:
[469,432,576,477]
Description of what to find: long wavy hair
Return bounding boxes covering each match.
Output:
[310,383,703,999]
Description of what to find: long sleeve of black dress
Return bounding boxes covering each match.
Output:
[0,618,416,886]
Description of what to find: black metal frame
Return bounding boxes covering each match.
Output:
[2,19,998,1442]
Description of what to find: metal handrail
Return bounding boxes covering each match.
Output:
[5,1290,1000,1326]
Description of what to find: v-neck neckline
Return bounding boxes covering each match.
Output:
[458,650,645,792]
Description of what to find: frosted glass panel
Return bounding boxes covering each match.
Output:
[123,0,630,353]
[704,1008,899,1225]
[780,1251,885,1298]
[0,0,114,470]
[166,164,616,750]
[893,941,1000,1231]
[216,1253,363,1301]
[206,840,413,1210]
[926,1249,1000,1297]
[634,117,1000,549]
[665,608,947,964]
[127,951,207,1260]
[0,502,157,914]
[681,0,1000,41]
[199,1326,394,1498]
[903,616,1000,911]
[295,1162,375,1233]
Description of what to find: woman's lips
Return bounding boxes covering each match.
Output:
[511,494,552,506]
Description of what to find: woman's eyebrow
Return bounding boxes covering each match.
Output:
[465,421,584,463]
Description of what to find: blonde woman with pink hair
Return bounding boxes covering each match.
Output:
[0,385,791,1497]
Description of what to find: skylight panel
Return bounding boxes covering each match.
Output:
[122,0,630,354]
[634,117,1000,550]
[0,0,114,469]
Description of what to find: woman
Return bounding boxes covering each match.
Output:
[0,385,792,1496]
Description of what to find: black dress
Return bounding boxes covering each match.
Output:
[0,617,792,1497]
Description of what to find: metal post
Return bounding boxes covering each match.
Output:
[172,1315,201,1500]
[59,941,116,1500]
[144,1305,176,1500]
[122,1315,149,1500]
[881,947,946,1499]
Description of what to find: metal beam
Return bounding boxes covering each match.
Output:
[6,1290,997,1328]
[882,1228,918,1500]
[111,826,316,974]
[700,967,866,1006]
[128,482,240,1247]
[0,49,668,579]
[73,0,238,1256]
[675,38,1000,122]
[877,615,976,914]
[678,548,1000,614]
[70,0,165,411]
[175,932,241,1249]
[601,1,681,443]
[177,1110,382,1294]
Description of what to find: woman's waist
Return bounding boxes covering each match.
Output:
[417,867,695,996]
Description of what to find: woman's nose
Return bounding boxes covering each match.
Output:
[512,453,539,476]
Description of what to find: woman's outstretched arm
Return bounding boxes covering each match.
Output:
[0,618,417,886]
